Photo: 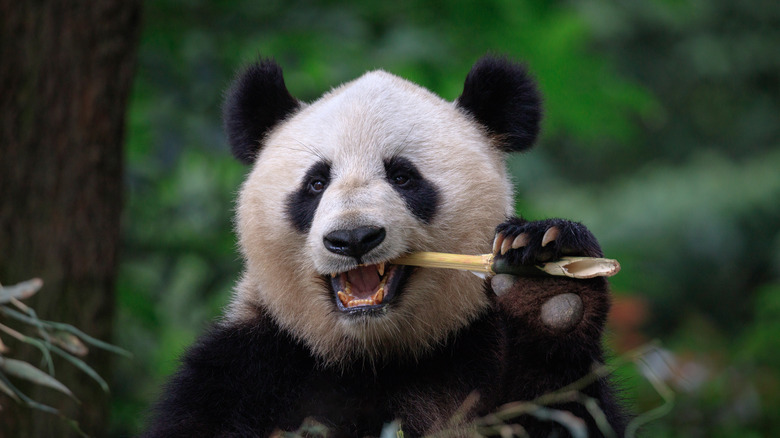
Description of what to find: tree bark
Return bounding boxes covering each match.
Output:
[0,1,140,436]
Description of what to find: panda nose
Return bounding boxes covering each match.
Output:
[323,226,386,259]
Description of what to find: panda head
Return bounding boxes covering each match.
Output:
[224,56,541,364]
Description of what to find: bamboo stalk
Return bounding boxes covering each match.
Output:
[392,252,620,279]
[391,252,494,273]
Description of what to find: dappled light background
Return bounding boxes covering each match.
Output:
[114,1,780,436]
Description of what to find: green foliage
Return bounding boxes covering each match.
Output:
[116,0,780,436]
[741,284,780,368]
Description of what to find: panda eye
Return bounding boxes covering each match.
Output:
[391,173,411,187]
[308,179,327,194]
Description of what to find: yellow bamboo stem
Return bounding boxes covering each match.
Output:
[392,252,620,279]
[393,252,495,273]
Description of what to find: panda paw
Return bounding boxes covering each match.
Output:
[492,217,603,266]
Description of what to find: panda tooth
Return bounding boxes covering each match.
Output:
[349,299,368,308]
[373,287,384,303]
[345,282,352,295]
[377,262,385,277]
[330,272,338,278]
[337,291,349,306]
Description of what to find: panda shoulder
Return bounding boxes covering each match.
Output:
[146,311,310,422]
[182,310,308,374]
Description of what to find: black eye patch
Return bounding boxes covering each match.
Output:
[285,161,331,233]
[384,156,439,224]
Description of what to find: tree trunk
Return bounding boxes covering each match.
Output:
[0,1,140,436]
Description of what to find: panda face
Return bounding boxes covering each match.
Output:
[226,59,541,364]
[293,154,436,315]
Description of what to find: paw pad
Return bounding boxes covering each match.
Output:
[490,274,517,297]
[540,293,583,331]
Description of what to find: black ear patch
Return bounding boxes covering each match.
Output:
[456,55,542,152]
[223,59,301,164]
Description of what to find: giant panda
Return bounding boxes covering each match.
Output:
[142,55,627,437]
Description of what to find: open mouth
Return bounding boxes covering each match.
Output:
[329,262,411,313]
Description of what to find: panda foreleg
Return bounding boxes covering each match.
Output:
[490,217,628,437]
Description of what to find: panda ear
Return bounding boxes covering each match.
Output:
[456,55,542,152]
[223,59,301,164]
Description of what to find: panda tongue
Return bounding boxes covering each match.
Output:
[346,265,380,299]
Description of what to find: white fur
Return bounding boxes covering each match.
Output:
[230,71,515,364]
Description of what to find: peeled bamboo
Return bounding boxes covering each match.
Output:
[392,252,620,279]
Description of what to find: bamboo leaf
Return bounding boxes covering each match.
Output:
[19,398,61,416]
[0,357,76,400]
[0,371,21,402]
[0,306,131,357]
[0,322,55,374]
[583,396,618,438]
[8,297,53,345]
[51,331,89,357]
[46,323,131,358]
[0,306,45,326]
[626,347,677,437]
[0,278,43,304]
[529,406,588,438]
[0,371,59,415]
[50,345,110,393]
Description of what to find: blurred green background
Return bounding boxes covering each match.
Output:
[113,0,780,436]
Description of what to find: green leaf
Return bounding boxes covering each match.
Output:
[0,357,76,401]
[0,371,59,415]
[0,306,131,358]
[48,322,132,358]
[0,371,21,402]
[0,322,55,374]
[50,345,110,393]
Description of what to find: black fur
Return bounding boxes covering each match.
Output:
[383,156,440,224]
[142,253,629,437]
[141,305,504,437]
[491,217,627,437]
[495,216,604,265]
[285,160,331,233]
[223,59,301,164]
[456,55,542,152]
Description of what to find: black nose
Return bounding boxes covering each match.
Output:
[323,226,386,259]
